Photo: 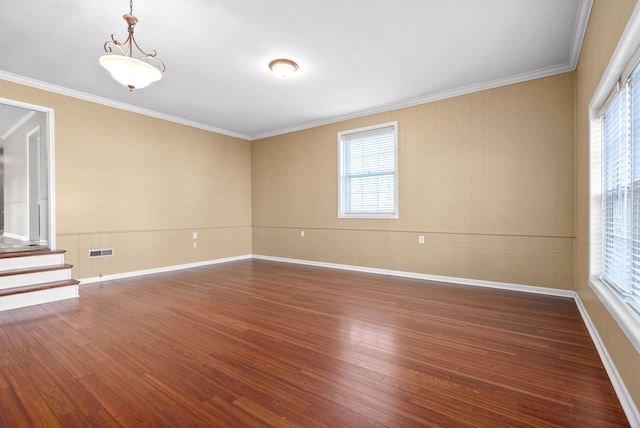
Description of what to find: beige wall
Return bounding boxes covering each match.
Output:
[575,0,640,411]
[0,80,253,279]
[253,73,575,289]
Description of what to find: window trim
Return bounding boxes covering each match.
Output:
[589,3,640,354]
[337,121,399,219]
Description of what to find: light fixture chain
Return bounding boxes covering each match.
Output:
[129,0,133,15]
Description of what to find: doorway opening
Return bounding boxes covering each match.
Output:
[0,98,55,252]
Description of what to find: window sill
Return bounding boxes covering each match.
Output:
[338,214,399,220]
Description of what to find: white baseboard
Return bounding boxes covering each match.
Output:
[78,253,639,425]
[252,254,576,298]
[79,254,252,285]
[574,295,640,427]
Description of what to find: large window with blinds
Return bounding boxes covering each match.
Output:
[601,63,640,320]
[338,122,398,218]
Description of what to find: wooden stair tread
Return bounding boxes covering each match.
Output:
[0,264,73,278]
[0,249,66,260]
[0,279,80,297]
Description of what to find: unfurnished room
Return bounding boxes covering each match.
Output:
[0,0,639,426]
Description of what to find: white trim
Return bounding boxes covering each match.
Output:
[590,276,640,353]
[252,64,577,140]
[79,254,252,284]
[47,108,56,250]
[0,97,56,249]
[589,117,603,275]
[0,253,64,271]
[0,71,251,141]
[252,254,575,298]
[0,65,579,142]
[338,121,399,219]
[588,0,640,355]
[81,252,576,298]
[574,293,640,428]
[569,0,594,69]
[252,255,637,425]
[0,269,70,290]
[589,3,640,120]
[0,284,78,312]
[0,0,593,145]
[0,111,35,140]
[75,253,639,424]
[258,0,594,141]
[26,125,40,244]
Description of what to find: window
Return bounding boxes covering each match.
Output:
[600,63,640,320]
[338,122,398,218]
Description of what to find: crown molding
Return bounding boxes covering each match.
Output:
[570,0,594,69]
[1,63,576,143]
[0,71,251,141]
[2,0,592,143]
[251,63,576,140]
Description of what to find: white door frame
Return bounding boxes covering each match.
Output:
[26,125,41,243]
[0,97,56,249]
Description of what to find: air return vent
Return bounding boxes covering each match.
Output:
[88,248,115,258]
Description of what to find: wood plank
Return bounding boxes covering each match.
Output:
[0,259,630,426]
[0,249,65,259]
[0,280,79,297]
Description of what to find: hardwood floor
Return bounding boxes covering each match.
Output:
[0,259,629,427]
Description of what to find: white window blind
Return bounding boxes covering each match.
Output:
[338,122,398,218]
[601,65,640,317]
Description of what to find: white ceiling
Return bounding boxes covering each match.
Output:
[0,0,592,141]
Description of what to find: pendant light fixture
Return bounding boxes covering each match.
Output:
[99,0,165,91]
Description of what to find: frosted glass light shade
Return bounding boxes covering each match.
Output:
[99,55,162,90]
[269,59,298,79]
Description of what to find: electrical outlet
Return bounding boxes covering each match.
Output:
[193,242,197,248]
[418,235,425,244]
[300,230,305,237]
[192,232,198,239]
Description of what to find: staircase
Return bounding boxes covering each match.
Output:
[0,249,79,312]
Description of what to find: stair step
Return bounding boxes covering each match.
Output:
[0,248,79,312]
[0,249,65,259]
[0,263,74,291]
[0,279,80,298]
[0,263,73,278]
[0,249,66,271]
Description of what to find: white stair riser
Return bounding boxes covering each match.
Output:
[0,285,79,311]
[0,269,71,290]
[0,254,65,272]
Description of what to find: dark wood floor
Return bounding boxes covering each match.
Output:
[0,259,629,427]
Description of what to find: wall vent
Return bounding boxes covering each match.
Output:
[88,248,115,258]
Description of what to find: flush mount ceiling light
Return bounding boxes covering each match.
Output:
[99,0,165,91]
[269,59,298,79]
